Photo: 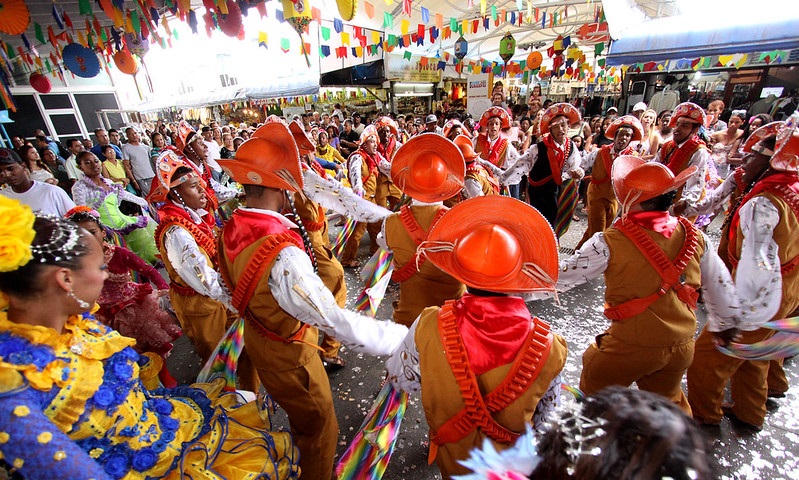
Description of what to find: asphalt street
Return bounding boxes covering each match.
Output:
[167,209,799,480]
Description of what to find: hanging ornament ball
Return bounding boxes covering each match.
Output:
[125,32,149,58]
[113,49,138,75]
[29,72,52,93]
[454,36,468,60]
[499,32,516,63]
[526,51,543,70]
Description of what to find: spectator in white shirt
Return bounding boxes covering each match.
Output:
[121,127,156,194]
[0,148,75,216]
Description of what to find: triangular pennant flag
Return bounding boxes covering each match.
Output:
[258,31,268,48]
[401,19,409,35]
[541,12,546,28]
[365,2,375,19]
[384,12,393,28]
[276,9,284,22]
[480,0,486,16]
[334,18,344,33]
[450,17,457,32]
[355,46,363,57]
[321,45,330,57]
[34,23,46,45]
[510,11,516,24]
[402,0,411,16]
[436,13,443,29]
[372,31,381,43]
[311,7,321,23]
[420,56,428,66]
[321,26,330,40]
[281,37,290,52]
[483,17,489,30]
[417,24,425,38]
[429,26,438,41]
[491,6,497,21]
[437,60,445,71]
[403,50,412,60]
[341,32,350,45]
[256,2,267,17]
[594,42,604,55]
[421,7,429,23]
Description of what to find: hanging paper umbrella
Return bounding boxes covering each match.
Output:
[217,0,244,37]
[29,72,52,93]
[0,0,31,35]
[454,35,468,60]
[336,0,356,21]
[62,43,101,78]
[113,48,138,75]
[527,51,542,70]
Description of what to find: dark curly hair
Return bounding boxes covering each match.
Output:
[529,387,712,480]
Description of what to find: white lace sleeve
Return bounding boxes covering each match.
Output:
[302,169,392,223]
[680,149,709,207]
[684,173,737,217]
[478,144,536,187]
[463,177,484,199]
[269,246,409,355]
[211,178,239,203]
[734,197,783,331]
[386,317,422,394]
[117,187,148,207]
[557,232,609,291]
[580,149,600,172]
[698,232,741,332]
[376,155,392,176]
[348,154,364,195]
[164,225,235,311]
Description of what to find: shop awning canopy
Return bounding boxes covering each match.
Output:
[603,0,799,66]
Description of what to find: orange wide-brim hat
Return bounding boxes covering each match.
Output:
[288,120,316,154]
[217,123,304,192]
[479,106,512,129]
[604,115,644,142]
[419,196,558,293]
[743,121,783,154]
[175,120,199,152]
[771,112,799,173]
[668,102,706,128]
[148,148,205,203]
[611,155,697,208]
[453,134,478,161]
[539,103,582,134]
[391,133,465,203]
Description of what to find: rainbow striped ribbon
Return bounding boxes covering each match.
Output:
[197,317,246,391]
[336,381,409,479]
[332,217,357,257]
[717,316,799,361]
[554,178,579,238]
[561,383,585,400]
[354,249,394,316]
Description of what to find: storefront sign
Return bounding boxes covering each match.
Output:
[385,55,443,82]
[466,73,492,118]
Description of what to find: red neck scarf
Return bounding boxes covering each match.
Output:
[354,148,381,174]
[222,209,304,262]
[625,210,679,238]
[661,135,705,175]
[477,134,508,167]
[155,202,217,259]
[451,293,531,375]
[377,137,397,160]
[730,171,799,239]
[542,134,572,185]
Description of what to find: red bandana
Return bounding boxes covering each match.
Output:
[625,210,679,238]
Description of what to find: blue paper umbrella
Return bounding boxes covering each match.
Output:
[62,43,101,78]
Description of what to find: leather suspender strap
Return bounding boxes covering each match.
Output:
[427,303,553,464]
[391,206,448,283]
[218,233,320,347]
[604,217,701,321]
[728,185,799,275]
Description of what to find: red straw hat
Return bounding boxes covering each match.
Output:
[390,133,465,203]
[287,120,316,154]
[604,115,644,142]
[611,155,697,209]
[149,148,204,203]
[771,111,799,173]
[453,134,478,161]
[217,123,303,192]
[419,196,558,293]
[668,102,706,128]
[539,103,581,134]
[375,116,399,136]
[479,106,512,129]
[743,121,783,154]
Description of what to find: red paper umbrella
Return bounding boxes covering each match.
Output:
[113,49,138,75]
[29,73,52,93]
[0,0,31,35]
[217,0,243,37]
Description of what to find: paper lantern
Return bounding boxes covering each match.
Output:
[113,48,138,75]
[454,36,468,60]
[282,0,312,35]
[125,32,149,58]
[29,72,51,93]
[499,32,516,63]
[526,51,542,70]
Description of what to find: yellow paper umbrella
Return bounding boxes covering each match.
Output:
[337,0,357,21]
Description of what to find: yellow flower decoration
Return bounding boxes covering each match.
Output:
[0,197,36,273]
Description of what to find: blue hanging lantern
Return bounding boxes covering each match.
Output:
[454,35,468,60]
